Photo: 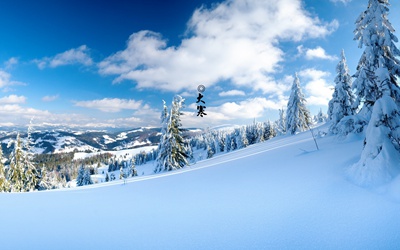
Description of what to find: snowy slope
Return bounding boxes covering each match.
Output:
[1,127,400,249]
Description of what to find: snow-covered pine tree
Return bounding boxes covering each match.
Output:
[352,0,400,121]
[347,65,400,186]
[263,120,276,141]
[315,109,328,124]
[22,121,39,191]
[76,165,85,186]
[7,133,26,192]
[246,123,257,145]
[224,133,232,152]
[255,122,265,143]
[286,74,312,134]
[0,145,9,192]
[328,50,355,134]
[155,95,188,171]
[83,168,93,185]
[275,109,286,135]
[38,166,51,191]
[130,159,138,177]
[237,126,248,149]
[155,100,170,173]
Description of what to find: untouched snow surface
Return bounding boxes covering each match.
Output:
[2,128,400,249]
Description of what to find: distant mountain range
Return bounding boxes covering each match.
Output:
[0,127,203,155]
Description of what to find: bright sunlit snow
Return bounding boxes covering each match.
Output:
[1,124,400,249]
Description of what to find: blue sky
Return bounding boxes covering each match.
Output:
[0,0,399,129]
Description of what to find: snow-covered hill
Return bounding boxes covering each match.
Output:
[1,125,400,249]
[0,127,201,154]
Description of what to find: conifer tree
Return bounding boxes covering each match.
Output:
[155,95,188,171]
[348,65,400,186]
[76,165,85,186]
[352,0,400,118]
[83,168,93,185]
[286,74,312,134]
[328,50,355,133]
[275,109,286,135]
[8,133,26,192]
[155,100,170,173]
[0,145,9,192]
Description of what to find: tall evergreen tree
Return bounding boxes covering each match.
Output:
[76,165,85,187]
[286,74,311,134]
[348,65,400,186]
[0,145,9,192]
[155,95,188,172]
[352,0,400,118]
[328,50,355,133]
[7,133,26,192]
[155,100,169,173]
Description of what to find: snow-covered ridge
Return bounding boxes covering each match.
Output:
[0,127,202,154]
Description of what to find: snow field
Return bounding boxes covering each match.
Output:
[1,129,400,249]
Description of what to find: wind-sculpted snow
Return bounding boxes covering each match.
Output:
[1,128,400,249]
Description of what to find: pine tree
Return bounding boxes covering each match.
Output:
[130,160,138,177]
[352,0,400,119]
[0,145,9,192]
[276,109,286,135]
[76,165,85,186]
[38,166,51,190]
[315,108,328,123]
[23,122,39,191]
[83,168,93,185]
[286,74,312,134]
[328,50,355,133]
[155,100,170,173]
[7,133,26,192]
[237,126,248,149]
[155,96,188,172]
[348,65,400,186]
[263,120,276,141]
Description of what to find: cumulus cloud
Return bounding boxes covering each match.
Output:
[99,0,338,94]
[299,68,334,106]
[34,45,93,69]
[219,90,246,97]
[74,98,143,112]
[297,45,338,61]
[0,105,52,125]
[0,70,25,90]
[42,95,59,102]
[182,97,287,127]
[0,95,26,104]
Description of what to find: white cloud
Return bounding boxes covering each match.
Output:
[4,57,18,69]
[74,98,143,112]
[330,0,351,4]
[182,97,287,127]
[219,90,246,97]
[0,70,25,90]
[99,0,338,94]
[34,45,93,69]
[0,105,52,123]
[299,68,334,106]
[0,95,26,104]
[42,95,59,102]
[298,46,338,61]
